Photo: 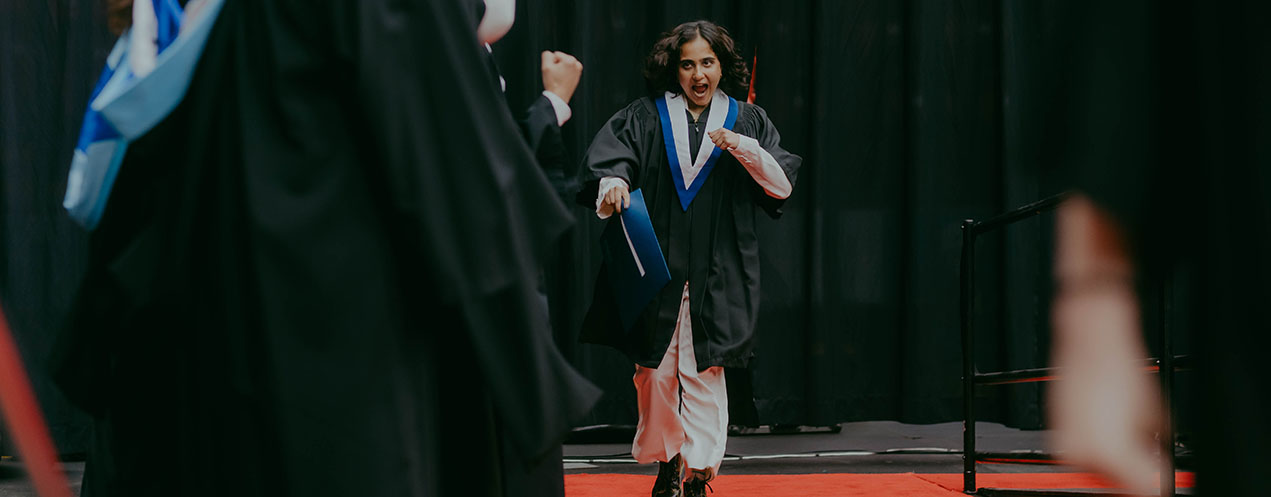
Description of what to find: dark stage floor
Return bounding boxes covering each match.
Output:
[564,420,1065,476]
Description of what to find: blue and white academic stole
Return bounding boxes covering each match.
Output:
[655,90,739,211]
[64,0,224,229]
[65,40,132,230]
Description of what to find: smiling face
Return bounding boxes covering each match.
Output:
[676,37,722,111]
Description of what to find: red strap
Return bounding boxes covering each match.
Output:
[747,50,758,104]
[0,304,73,497]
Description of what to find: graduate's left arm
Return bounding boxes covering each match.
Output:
[710,129,791,198]
[708,106,801,200]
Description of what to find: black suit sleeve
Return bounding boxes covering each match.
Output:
[518,94,574,196]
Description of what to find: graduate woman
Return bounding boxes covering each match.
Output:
[577,20,802,497]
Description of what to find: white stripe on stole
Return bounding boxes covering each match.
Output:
[664,90,731,189]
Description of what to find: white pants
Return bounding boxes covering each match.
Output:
[631,283,728,475]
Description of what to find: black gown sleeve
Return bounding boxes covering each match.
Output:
[575,100,648,208]
[518,94,573,197]
[744,104,802,219]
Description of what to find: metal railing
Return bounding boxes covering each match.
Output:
[959,192,1186,496]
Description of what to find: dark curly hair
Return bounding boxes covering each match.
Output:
[643,20,750,98]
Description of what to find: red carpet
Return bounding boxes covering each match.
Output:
[918,472,1195,492]
[565,472,1195,496]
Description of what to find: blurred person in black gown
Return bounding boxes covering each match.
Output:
[475,1,586,495]
[49,0,600,496]
[1046,1,1270,495]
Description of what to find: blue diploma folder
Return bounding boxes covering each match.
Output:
[601,189,672,332]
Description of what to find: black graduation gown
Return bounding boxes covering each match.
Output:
[576,96,801,371]
[48,1,600,496]
[493,59,577,497]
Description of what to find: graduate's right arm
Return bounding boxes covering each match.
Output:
[576,101,648,215]
[596,177,630,218]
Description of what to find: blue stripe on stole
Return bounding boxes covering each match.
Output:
[153,0,185,53]
[75,63,124,152]
[655,95,740,211]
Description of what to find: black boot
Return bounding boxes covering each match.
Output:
[651,454,684,497]
[683,468,714,497]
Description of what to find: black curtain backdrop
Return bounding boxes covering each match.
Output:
[2,0,113,454]
[5,0,1171,455]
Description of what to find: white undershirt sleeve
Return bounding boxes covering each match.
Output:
[542,91,572,127]
[595,176,629,219]
[729,134,792,199]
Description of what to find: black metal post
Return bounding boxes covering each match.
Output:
[961,219,977,494]
[1159,279,1175,497]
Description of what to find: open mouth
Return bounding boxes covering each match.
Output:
[692,83,709,97]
